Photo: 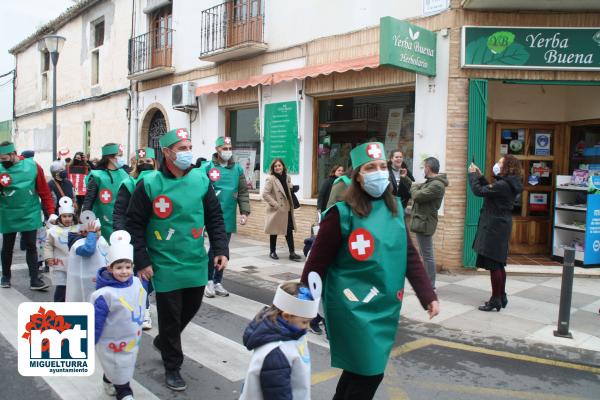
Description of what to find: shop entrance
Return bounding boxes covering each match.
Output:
[487,81,600,259]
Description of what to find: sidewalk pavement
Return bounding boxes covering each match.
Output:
[227,234,600,355]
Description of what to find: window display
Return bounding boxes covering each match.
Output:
[229,107,261,192]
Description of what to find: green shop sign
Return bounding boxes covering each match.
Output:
[380,16,437,76]
[263,101,300,174]
[462,26,600,71]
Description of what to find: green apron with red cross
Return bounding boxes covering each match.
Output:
[120,170,158,195]
[205,161,243,233]
[143,168,210,292]
[323,198,407,376]
[0,158,43,234]
[86,169,129,241]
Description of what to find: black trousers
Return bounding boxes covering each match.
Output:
[54,285,66,302]
[332,370,384,400]
[1,231,39,281]
[155,286,205,371]
[270,212,295,253]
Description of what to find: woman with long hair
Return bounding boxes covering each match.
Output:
[82,143,129,241]
[468,154,523,311]
[301,142,439,399]
[317,164,344,212]
[262,158,302,261]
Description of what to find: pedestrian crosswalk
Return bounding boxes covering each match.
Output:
[0,271,332,400]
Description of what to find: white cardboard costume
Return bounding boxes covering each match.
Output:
[240,273,322,400]
[90,231,146,385]
[65,211,108,302]
[44,198,78,286]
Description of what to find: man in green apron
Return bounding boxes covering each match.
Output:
[1,141,54,290]
[83,143,129,241]
[301,142,439,399]
[125,128,229,392]
[202,136,250,297]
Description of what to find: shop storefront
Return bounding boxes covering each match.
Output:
[462,26,600,267]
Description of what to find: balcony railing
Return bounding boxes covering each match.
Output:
[200,0,265,57]
[128,28,174,76]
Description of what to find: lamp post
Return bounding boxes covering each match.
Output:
[40,35,66,160]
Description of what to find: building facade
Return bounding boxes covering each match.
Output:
[9,0,133,168]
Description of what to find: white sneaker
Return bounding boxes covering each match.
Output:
[121,396,135,400]
[103,381,116,396]
[205,280,215,298]
[142,308,152,330]
[214,283,229,297]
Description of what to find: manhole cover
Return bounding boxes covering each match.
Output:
[270,272,301,280]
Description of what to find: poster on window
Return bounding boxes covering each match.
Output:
[534,133,551,156]
[384,108,404,150]
[263,101,300,173]
[233,149,257,190]
[529,193,548,211]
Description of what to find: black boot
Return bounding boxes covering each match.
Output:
[289,252,302,261]
[269,252,279,260]
[501,293,508,309]
[165,369,187,391]
[479,297,502,312]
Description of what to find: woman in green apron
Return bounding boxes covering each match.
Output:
[301,142,440,400]
[82,143,129,241]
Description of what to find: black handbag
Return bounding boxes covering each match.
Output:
[292,185,300,209]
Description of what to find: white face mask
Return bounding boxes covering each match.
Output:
[220,150,233,161]
[492,163,501,176]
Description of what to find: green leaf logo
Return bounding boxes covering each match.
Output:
[487,31,515,54]
[467,36,530,66]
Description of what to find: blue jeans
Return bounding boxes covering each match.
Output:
[208,233,231,284]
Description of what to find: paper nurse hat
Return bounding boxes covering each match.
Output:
[0,142,15,155]
[101,144,121,156]
[350,142,386,170]
[136,147,156,160]
[272,272,322,319]
[108,230,134,265]
[215,137,232,147]
[58,197,75,216]
[160,128,191,148]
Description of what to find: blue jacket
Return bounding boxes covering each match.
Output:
[67,231,98,257]
[93,267,134,344]
[242,309,306,400]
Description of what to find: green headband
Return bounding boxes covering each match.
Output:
[0,143,16,155]
[160,128,190,148]
[215,136,232,147]
[350,142,387,170]
[136,147,156,160]
[101,144,120,156]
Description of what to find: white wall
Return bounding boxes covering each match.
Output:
[488,82,600,122]
[0,80,12,122]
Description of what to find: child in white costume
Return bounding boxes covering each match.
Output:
[91,230,146,400]
[65,211,108,302]
[240,273,322,400]
[43,197,79,302]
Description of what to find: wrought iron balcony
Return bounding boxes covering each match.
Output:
[199,0,267,63]
[128,28,175,80]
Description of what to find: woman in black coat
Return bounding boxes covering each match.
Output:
[468,154,522,312]
[317,165,344,212]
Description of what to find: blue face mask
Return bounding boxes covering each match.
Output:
[115,157,126,168]
[361,170,389,198]
[173,150,193,170]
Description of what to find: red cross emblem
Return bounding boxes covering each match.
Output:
[153,195,173,219]
[366,143,382,159]
[348,228,375,261]
[118,144,124,153]
[0,173,11,187]
[99,189,113,204]
[138,149,146,158]
[176,129,189,140]
[397,289,404,301]
[208,167,221,182]
[224,137,231,145]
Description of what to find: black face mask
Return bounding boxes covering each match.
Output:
[1,160,14,169]
[137,164,154,172]
[59,170,68,180]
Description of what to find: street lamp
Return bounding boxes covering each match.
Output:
[40,35,66,160]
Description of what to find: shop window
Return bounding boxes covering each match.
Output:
[316,91,415,195]
[228,107,261,192]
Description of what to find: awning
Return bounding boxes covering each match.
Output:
[195,55,380,96]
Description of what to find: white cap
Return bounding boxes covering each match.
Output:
[272,272,322,319]
[108,230,134,265]
[58,197,74,216]
[78,210,101,231]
